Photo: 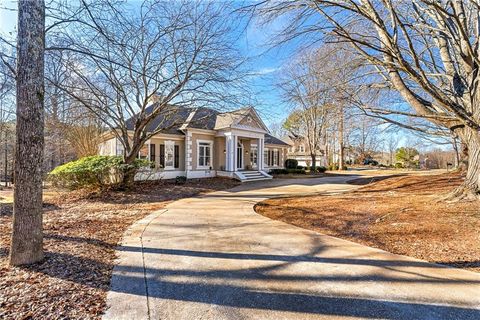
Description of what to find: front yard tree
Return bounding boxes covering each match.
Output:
[10,0,45,265]
[257,1,480,200]
[396,147,420,169]
[49,1,244,187]
[279,50,334,172]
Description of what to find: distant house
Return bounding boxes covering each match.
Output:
[283,135,327,167]
[99,106,289,182]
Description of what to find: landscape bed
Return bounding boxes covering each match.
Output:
[0,177,239,319]
[255,172,480,272]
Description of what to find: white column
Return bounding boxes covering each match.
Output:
[224,136,229,171]
[233,135,238,172]
[258,137,264,171]
[225,135,233,171]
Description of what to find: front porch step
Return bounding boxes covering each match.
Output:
[234,170,272,182]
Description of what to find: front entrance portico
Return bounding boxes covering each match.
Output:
[223,130,265,172]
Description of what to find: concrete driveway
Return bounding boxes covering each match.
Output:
[103,175,480,320]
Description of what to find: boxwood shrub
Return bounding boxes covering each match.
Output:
[48,155,149,189]
[284,159,298,169]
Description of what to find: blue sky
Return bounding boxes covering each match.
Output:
[0,1,452,150]
[0,0,292,126]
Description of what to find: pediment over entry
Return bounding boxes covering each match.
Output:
[232,108,269,133]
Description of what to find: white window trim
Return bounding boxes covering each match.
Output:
[273,149,279,166]
[164,140,175,171]
[197,139,213,170]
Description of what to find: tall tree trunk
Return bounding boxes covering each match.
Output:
[447,128,480,201]
[310,153,316,174]
[338,105,345,170]
[119,150,140,189]
[9,0,45,266]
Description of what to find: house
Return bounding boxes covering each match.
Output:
[98,106,289,182]
[283,135,327,167]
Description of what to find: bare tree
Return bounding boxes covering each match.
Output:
[47,0,245,186]
[268,121,287,139]
[9,0,45,266]
[279,50,333,172]
[349,115,383,163]
[255,1,480,199]
[387,133,400,166]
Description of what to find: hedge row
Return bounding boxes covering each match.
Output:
[269,168,306,175]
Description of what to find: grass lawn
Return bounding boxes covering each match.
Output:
[255,172,480,272]
[0,177,239,319]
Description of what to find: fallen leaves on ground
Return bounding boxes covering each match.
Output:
[0,177,239,319]
[255,172,480,272]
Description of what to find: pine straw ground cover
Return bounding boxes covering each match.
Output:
[0,177,239,319]
[255,172,480,272]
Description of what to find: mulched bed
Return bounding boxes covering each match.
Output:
[0,177,239,319]
[255,172,480,272]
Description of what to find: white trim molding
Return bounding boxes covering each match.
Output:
[196,139,213,170]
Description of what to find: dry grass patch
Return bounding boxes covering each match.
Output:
[0,177,239,319]
[255,173,480,272]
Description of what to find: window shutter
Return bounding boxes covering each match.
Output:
[160,144,165,168]
[267,149,270,166]
[270,150,274,166]
[174,145,179,168]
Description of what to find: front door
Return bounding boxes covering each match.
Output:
[237,142,243,170]
[250,145,258,169]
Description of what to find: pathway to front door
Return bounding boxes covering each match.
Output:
[104,175,480,320]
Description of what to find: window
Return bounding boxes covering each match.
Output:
[299,145,305,153]
[198,141,212,168]
[164,140,175,169]
[174,145,179,168]
[264,148,268,167]
[273,149,279,166]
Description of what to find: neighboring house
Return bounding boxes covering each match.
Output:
[283,135,327,167]
[99,106,289,182]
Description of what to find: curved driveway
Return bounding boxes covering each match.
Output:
[104,175,480,320]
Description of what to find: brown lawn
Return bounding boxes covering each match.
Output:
[255,172,480,272]
[0,178,239,319]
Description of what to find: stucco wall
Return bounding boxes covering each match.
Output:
[149,136,185,171]
[191,133,215,171]
[239,138,251,169]
[214,137,226,170]
[98,138,116,156]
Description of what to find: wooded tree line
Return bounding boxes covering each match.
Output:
[255,0,480,199]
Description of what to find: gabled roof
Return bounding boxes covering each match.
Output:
[214,107,269,132]
[124,104,285,146]
[125,105,219,135]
